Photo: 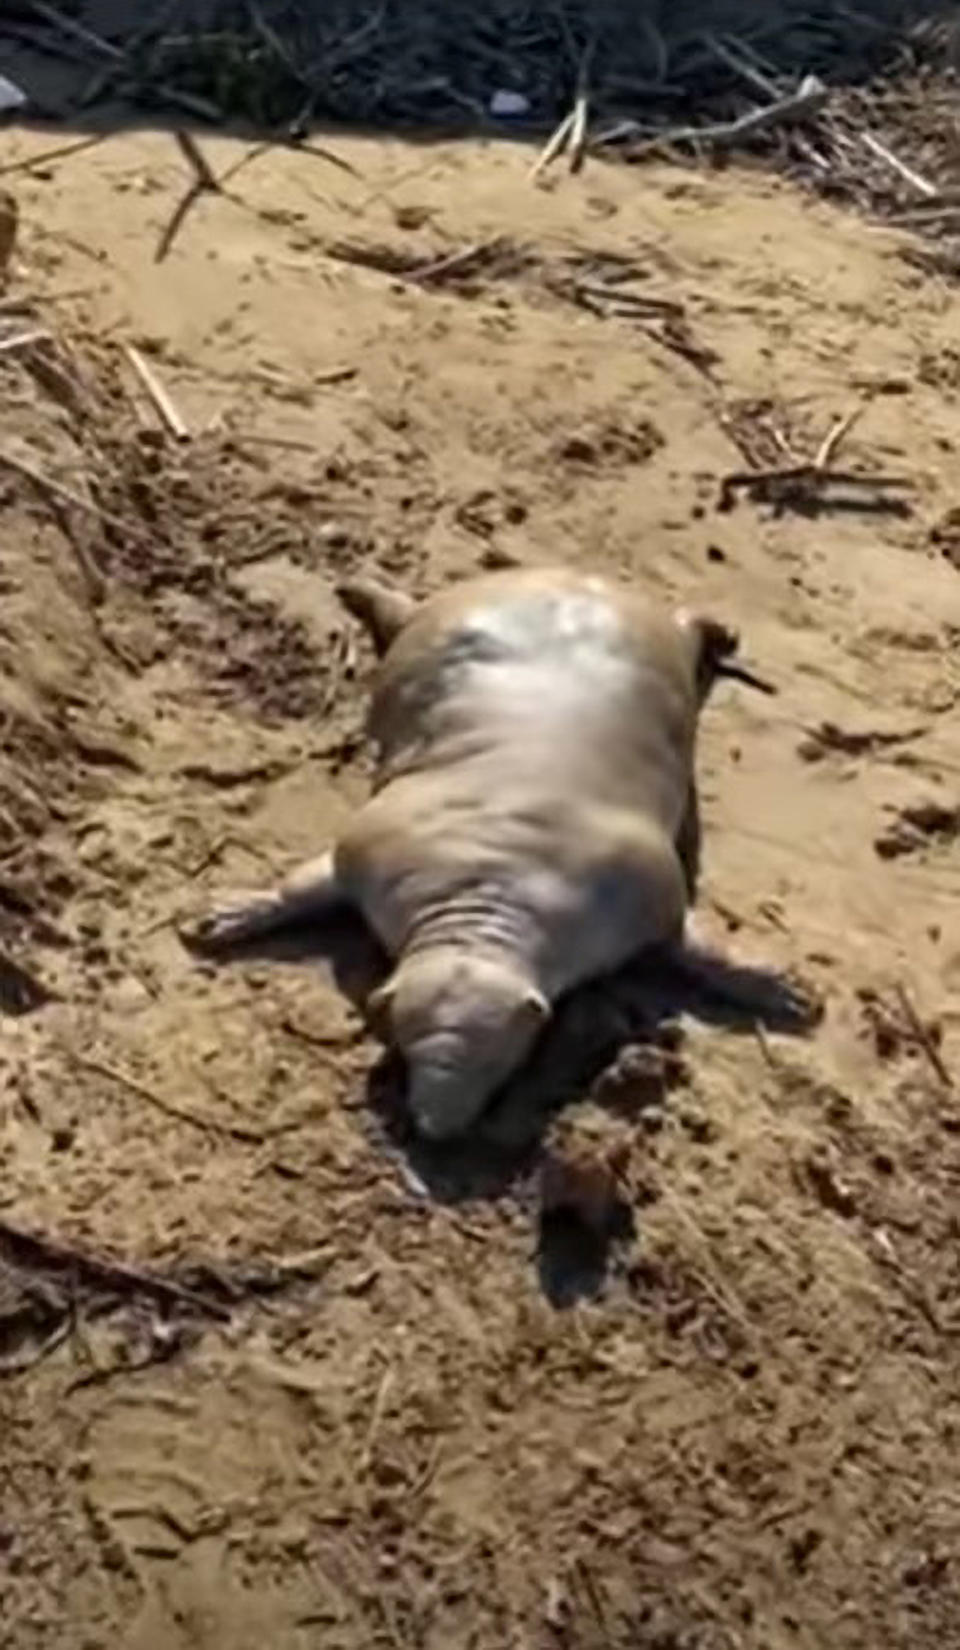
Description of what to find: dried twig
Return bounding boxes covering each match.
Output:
[173,129,220,195]
[0,136,106,178]
[406,237,507,285]
[814,403,865,471]
[568,40,596,174]
[125,345,190,441]
[859,132,937,199]
[893,983,953,1090]
[358,1366,395,1473]
[75,1054,271,1145]
[154,131,224,266]
[572,282,685,316]
[528,110,575,181]
[0,446,131,537]
[0,329,53,354]
[0,1216,231,1321]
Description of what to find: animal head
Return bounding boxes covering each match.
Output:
[676,611,776,702]
[367,949,550,1140]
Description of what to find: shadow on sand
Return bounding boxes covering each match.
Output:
[185,905,818,1306]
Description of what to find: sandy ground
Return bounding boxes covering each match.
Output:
[2,118,960,1650]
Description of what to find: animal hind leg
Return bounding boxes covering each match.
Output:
[181,850,345,951]
[336,576,418,657]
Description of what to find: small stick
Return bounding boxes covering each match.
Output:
[568,41,596,175]
[706,31,779,97]
[567,93,590,172]
[407,237,505,284]
[359,1367,395,1473]
[75,1054,270,1144]
[528,109,575,180]
[893,983,953,1090]
[26,0,123,60]
[859,132,937,199]
[572,282,685,316]
[173,130,220,195]
[125,345,189,441]
[753,1019,779,1070]
[0,446,134,538]
[0,329,53,354]
[0,1216,230,1321]
[0,135,105,178]
[814,404,865,471]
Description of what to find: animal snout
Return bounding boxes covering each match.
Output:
[406,1041,489,1141]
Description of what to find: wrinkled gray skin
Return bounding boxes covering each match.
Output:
[184,567,802,1139]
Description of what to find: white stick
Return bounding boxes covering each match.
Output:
[125,345,190,441]
[626,73,830,155]
[0,328,52,353]
[859,131,938,199]
[528,110,575,180]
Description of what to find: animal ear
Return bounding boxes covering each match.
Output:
[696,615,740,669]
[680,613,775,697]
[365,978,396,1039]
[518,987,550,1030]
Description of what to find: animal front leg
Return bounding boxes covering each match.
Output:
[182,850,345,951]
[666,914,823,1031]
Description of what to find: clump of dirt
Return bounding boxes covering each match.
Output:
[874,797,960,859]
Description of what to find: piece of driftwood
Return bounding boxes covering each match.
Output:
[719,463,911,511]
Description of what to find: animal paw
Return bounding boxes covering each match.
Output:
[179,893,275,952]
[670,935,824,1032]
[773,970,824,1031]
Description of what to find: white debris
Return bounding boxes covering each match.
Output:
[0,76,27,114]
[489,89,530,118]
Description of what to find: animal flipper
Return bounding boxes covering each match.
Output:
[336,576,418,656]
